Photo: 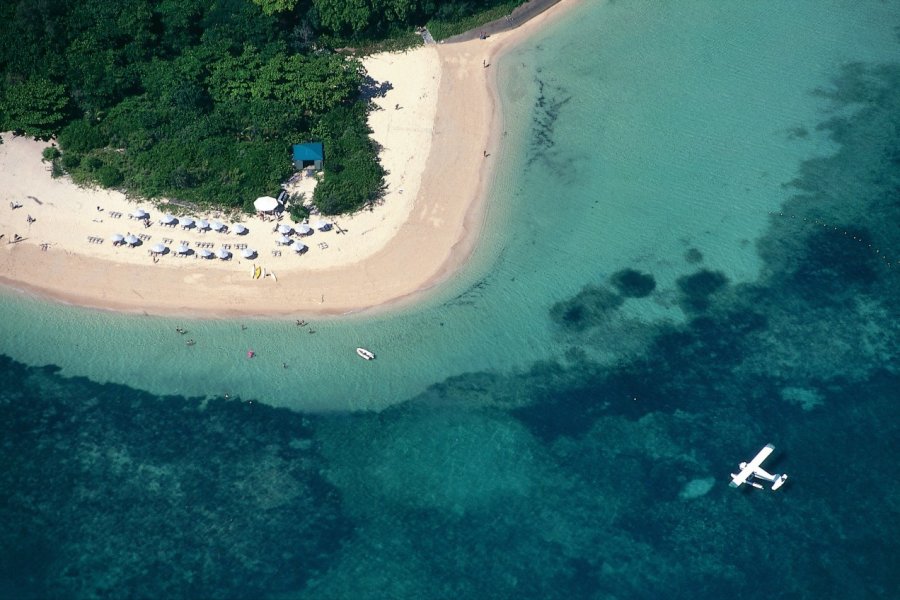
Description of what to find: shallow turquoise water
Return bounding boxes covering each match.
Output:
[4,1,895,411]
[2,2,899,597]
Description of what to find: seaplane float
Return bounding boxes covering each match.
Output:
[356,347,375,360]
[730,444,788,491]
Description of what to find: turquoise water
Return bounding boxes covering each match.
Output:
[3,1,899,597]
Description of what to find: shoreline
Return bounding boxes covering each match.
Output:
[0,0,582,319]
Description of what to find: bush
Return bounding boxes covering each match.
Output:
[96,165,124,187]
[58,120,108,154]
[60,152,82,170]
[42,146,61,161]
[84,156,103,171]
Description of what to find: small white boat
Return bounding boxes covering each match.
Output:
[356,347,375,360]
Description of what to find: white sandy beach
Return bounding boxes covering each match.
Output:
[0,1,578,317]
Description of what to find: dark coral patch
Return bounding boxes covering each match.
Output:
[684,248,704,264]
[550,285,624,331]
[609,269,657,298]
[676,269,728,313]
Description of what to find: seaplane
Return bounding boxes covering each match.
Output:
[730,444,788,491]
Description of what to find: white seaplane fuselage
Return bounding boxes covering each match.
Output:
[730,444,788,491]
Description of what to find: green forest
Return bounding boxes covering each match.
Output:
[0,0,523,215]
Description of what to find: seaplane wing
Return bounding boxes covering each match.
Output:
[729,444,775,488]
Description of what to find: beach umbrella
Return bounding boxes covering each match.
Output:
[132,209,148,219]
[177,244,190,254]
[277,224,293,235]
[180,217,195,229]
[216,248,230,259]
[160,214,176,224]
[296,224,312,235]
[111,234,125,244]
[199,249,213,259]
[151,243,167,254]
[197,219,210,230]
[211,220,225,231]
[316,220,330,231]
[241,248,257,259]
[293,242,307,253]
[276,234,292,245]
[125,234,140,246]
[233,223,247,235]
[254,196,278,212]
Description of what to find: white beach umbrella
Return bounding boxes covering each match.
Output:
[316,220,330,231]
[241,248,257,259]
[211,220,225,231]
[233,223,247,234]
[254,196,278,212]
[160,214,175,224]
[199,249,213,259]
[111,233,125,244]
[180,217,195,229]
[132,208,148,219]
[125,234,141,246]
[277,224,293,235]
[197,219,210,230]
[216,248,231,259]
[151,243,167,254]
[276,234,292,245]
[293,242,307,253]
[177,244,190,254]
[296,224,312,235]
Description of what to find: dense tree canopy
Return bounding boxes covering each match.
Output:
[1,77,68,139]
[0,0,525,213]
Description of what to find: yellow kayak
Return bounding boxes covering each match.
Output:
[254,266,262,279]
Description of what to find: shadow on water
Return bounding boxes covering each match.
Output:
[2,61,899,600]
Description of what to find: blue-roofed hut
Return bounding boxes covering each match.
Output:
[292,142,324,170]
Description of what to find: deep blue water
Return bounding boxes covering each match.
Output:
[2,2,900,598]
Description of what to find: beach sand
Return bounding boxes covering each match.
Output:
[0,1,579,317]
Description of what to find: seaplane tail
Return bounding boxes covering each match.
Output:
[730,444,788,491]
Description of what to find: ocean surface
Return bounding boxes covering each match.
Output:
[2,1,899,597]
